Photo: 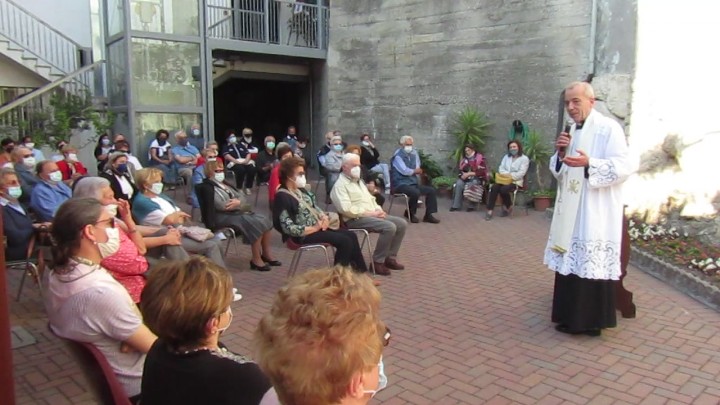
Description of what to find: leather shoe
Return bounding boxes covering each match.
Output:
[384,257,405,270]
[555,324,601,337]
[250,261,271,272]
[373,262,391,276]
[404,210,420,223]
[423,215,440,224]
[449,207,459,212]
[261,255,282,266]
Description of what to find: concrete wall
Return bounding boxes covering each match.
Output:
[326,0,593,172]
[19,0,93,48]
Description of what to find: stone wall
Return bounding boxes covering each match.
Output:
[325,0,593,172]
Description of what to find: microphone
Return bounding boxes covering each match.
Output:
[559,119,573,155]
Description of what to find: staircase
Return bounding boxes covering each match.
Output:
[0,0,91,82]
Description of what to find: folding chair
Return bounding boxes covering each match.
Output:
[6,232,45,301]
[339,217,376,275]
[387,189,411,221]
[195,182,241,256]
[285,238,333,278]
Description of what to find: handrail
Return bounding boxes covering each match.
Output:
[0,0,86,74]
[0,60,103,116]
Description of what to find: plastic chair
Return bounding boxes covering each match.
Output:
[285,238,333,278]
[69,339,133,405]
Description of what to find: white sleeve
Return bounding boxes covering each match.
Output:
[587,121,637,189]
[142,209,168,226]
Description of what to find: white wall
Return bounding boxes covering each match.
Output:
[17,0,93,48]
[0,54,47,87]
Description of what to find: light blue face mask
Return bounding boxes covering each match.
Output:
[333,144,343,152]
[363,356,388,398]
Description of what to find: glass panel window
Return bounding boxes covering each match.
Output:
[106,0,125,37]
[130,0,199,36]
[135,113,202,164]
[107,39,128,106]
[130,38,201,107]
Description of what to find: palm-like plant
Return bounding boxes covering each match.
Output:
[449,107,491,163]
[522,129,553,191]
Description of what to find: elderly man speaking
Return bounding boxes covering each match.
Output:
[331,153,407,276]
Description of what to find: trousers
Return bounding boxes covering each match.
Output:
[346,215,407,262]
[394,184,438,216]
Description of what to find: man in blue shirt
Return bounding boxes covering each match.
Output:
[30,160,72,222]
[172,130,200,197]
[11,146,39,205]
[390,135,440,224]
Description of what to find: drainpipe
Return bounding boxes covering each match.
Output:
[588,0,598,76]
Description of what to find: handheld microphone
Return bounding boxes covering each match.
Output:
[559,119,573,155]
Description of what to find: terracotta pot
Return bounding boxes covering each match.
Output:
[533,196,552,211]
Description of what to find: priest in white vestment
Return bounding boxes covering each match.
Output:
[544,81,637,336]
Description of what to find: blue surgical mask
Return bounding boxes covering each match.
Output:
[150,182,164,194]
[266,142,276,149]
[7,186,22,199]
[333,144,343,152]
[115,163,128,173]
[363,356,388,398]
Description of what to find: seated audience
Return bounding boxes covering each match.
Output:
[345,145,385,206]
[272,157,367,272]
[359,133,391,193]
[114,140,143,171]
[255,266,388,405]
[321,135,344,194]
[44,198,157,402]
[268,143,293,208]
[283,125,298,150]
[131,168,226,268]
[1,138,15,167]
[148,129,177,186]
[255,136,277,185]
[94,134,113,173]
[0,168,47,261]
[197,141,224,167]
[200,161,280,272]
[56,144,89,186]
[450,144,488,212]
[222,129,256,194]
[485,140,530,220]
[171,130,200,194]
[30,160,72,221]
[19,136,46,161]
[11,146,38,204]
[100,152,137,203]
[190,147,217,209]
[390,136,440,224]
[50,140,67,162]
[331,153,407,276]
[140,257,274,405]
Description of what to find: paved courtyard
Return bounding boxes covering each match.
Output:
[7,189,720,404]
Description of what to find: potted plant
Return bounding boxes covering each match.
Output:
[449,106,491,163]
[418,149,445,185]
[431,176,456,197]
[522,129,554,211]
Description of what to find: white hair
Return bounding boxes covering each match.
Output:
[174,130,187,139]
[399,135,414,145]
[342,153,360,165]
[565,81,595,99]
[72,177,111,200]
[331,135,343,143]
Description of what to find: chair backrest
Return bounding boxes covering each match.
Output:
[77,341,133,405]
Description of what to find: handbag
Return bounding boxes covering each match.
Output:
[463,183,484,203]
[177,225,215,242]
[277,189,340,230]
[495,173,513,185]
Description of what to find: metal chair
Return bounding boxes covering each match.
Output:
[510,177,530,216]
[6,232,45,301]
[285,238,333,278]
[254,182,268,207]
[339,217,376,275]
[387,189,411,221]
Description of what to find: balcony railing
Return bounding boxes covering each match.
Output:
[0,0,90,75]
[207,0,329,50]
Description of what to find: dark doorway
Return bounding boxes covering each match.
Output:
[213,78,302,144]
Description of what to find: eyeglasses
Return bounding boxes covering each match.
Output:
[383,326,391,347]
[95,218,115,228]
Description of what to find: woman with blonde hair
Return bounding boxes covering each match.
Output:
[140,257,274,405]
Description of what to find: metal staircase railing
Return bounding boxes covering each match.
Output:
[0,0,89,75]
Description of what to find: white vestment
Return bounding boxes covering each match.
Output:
[544,109,637,280]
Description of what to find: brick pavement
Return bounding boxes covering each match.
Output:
[7,189,720,404]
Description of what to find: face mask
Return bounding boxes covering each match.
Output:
[150,182,164,194]
[266,142,276,149]
[157,138,167,145]
[105,204,118,217]
[217,308,233,335]
[25,142,35,149]
[192,129,200,136]
[333,144,343,152]
[49,170,63,183]
[362,141,370,147]
[363,356,388,398]
[101,138,110,146]
[298,142,306,149]
[214,172,225,183]
[228,136,237,144]
[98,227,120,258]
[207,157,217,162]
[115,163,128,173]
[509,149,519,156]
[244,136,253,142]
[403,146,413,154]
[68,153,78,162]
[350,166,362,179]
[7,186,22,199]
[23,156,36,168]
[178,140,188,146]
[293,174,307,189]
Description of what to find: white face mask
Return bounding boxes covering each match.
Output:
[192,128,201,136]
[105,204,118,217]
[363,356,388,398]
[49,170,63,183]
[25,142,35,149]
[150,182,164,195]
[217,307,233,335]
[293,174,307,189]
[214,172,225,183]
[7,186,22,199]
[68,153,78,162]
[23,156,36,168]
[362,141,370,147]
[228,136,237,144]
[350,166,362,179]
[207,157,217,162]
[403,146,413,154]
[98,227,120,258]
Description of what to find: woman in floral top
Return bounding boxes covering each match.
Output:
[271,157,367,272]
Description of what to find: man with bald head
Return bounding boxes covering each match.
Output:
[390,135,440,223]
[331,153,407,275]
